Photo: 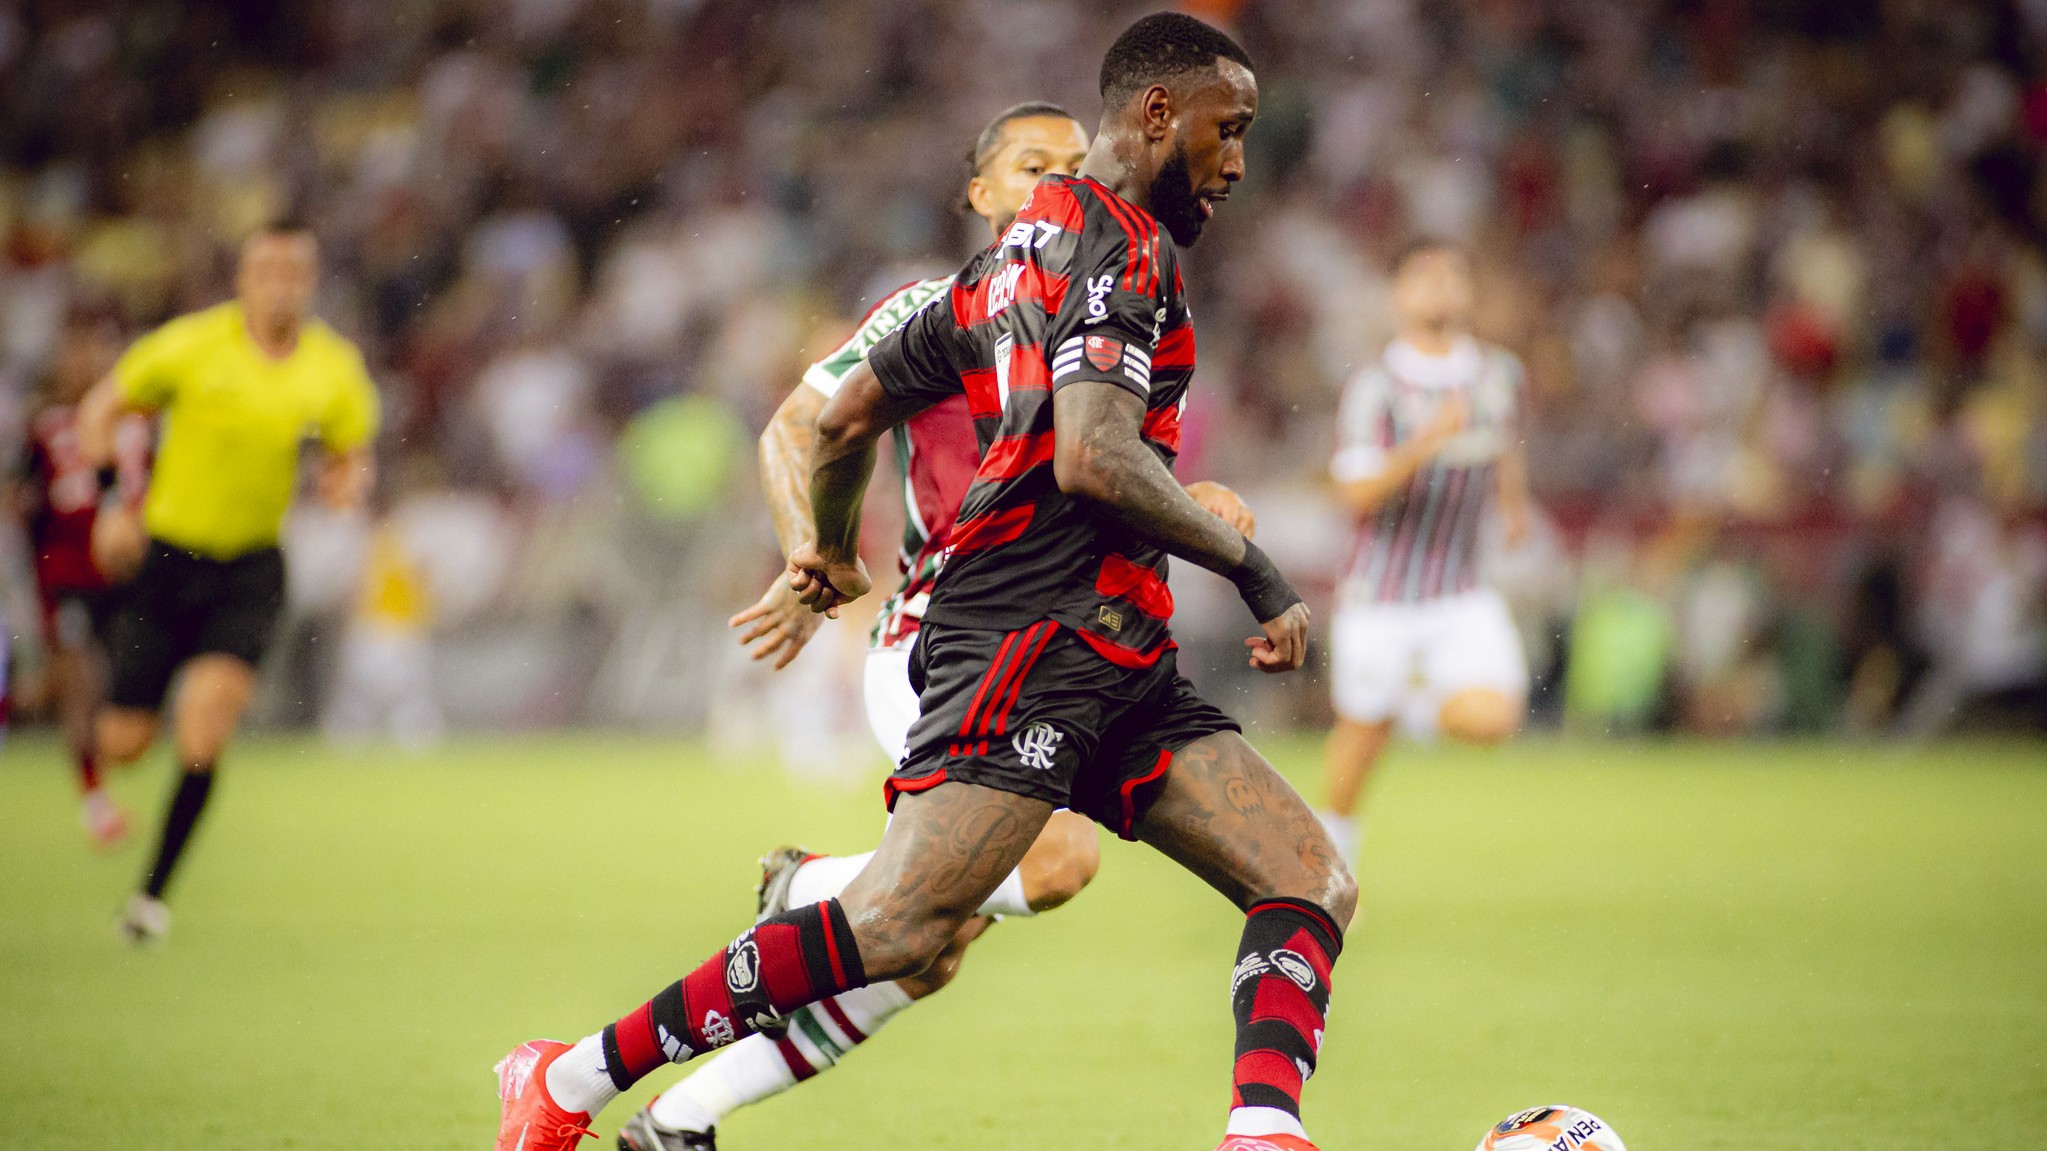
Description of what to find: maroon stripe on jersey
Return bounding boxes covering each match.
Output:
[1154,324,1196,369]
[986,618,1064,733]
[1374,470,1431,603]
[1139,404,1182,453]
[977,430,1056,482]
[1096,554,1174,620]
[1074,628,1173,669]
[961,367,1002,419]
[958,628,1026,737]
[948,504,1035,555]
[1419,467,1468,597]
[857,280,925,327]
[774,1036,818,1081]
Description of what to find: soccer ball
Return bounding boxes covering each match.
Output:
[1476,1105,1626,1151]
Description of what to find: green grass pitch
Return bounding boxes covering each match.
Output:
[1,731,2041,1149]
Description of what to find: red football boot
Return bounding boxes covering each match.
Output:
[1217,1136,1321,1151]
[494,1040,597,1151]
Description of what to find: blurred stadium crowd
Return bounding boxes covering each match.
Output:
[3,0,2044,745]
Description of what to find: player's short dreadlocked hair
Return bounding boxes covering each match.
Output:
[1098,12,1254,108]
[969,101,1081,176]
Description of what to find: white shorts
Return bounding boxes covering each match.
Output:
[1330,588,1528,726]
[864,642,920,765]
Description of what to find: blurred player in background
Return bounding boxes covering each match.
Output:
[1319,240,1532,862]
[11,310,152,848]
[498,16,1354,1151]
[623,102,1257,1150]
[77,222,380,944]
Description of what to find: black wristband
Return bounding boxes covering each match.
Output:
[95,465,119,494]
[1228,538,1302,622]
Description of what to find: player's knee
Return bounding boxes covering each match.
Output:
[97,710,156,765]
[892,917,989,999]
[1438,689,1521,746]
[1022,813,1100,912]
[842,895,973,984]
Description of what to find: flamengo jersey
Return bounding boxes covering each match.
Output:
[869,175,1193,669]
[1331,336,1523,604]
[22,404,150,594]
[801,276,976,651]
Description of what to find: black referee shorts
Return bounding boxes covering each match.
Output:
[106,540,286,712]
[891,620,1239,839]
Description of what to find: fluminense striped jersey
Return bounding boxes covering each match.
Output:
[1331,336,1524,604]
[802,276,974,651]
[868,175,1193,669]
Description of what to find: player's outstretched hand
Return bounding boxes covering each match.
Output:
[729,575,824,669]
[1246,601,1310,674]
[1185,480,1256,538]
[786,543,870,618]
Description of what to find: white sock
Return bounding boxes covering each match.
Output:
[1317,810,1362,867]
[1226,1106,1309,1139]
[786,852,871,908]
[544,1033,620,1116]
[648,982,915,1132]
[973,867,1035,918]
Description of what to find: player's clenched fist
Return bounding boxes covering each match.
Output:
[1247,601,1310,673]
[787,542,870,617]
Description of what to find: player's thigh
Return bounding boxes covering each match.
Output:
[838,781,1055,980]
[1330,599,1421,724]
[1419,591,1529,710]
[171,654,259,763]
[1132,730,1357,929]
[862,643,919,764]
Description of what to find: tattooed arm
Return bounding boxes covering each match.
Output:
[1051,380,1308,672]
[730,384,830,667]
[788,359,931,617]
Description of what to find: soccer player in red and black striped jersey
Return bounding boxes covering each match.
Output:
[494,17,1353,1151]
[615,103,1256,1151]
[10,311,148,849]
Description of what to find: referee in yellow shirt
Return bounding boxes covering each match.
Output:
[78,221,380,944]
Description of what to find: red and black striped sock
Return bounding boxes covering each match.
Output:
[1229,897,1343,1124]
[598,898,866,1092]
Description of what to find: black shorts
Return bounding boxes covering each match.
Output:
[106,541,286,711]
[892,620,1239,839]
[38,585,122,650]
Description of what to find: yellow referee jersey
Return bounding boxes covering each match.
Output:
[114,301,381,559]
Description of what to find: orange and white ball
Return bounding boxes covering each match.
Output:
[1476,1105,1626,1151]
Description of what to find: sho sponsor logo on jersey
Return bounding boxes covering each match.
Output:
[1085,274,1114,320]
[1012,723,1064,771]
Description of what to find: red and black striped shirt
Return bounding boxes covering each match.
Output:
[868,175,1194,668]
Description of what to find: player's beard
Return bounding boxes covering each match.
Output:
[1150,142,1205,247]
